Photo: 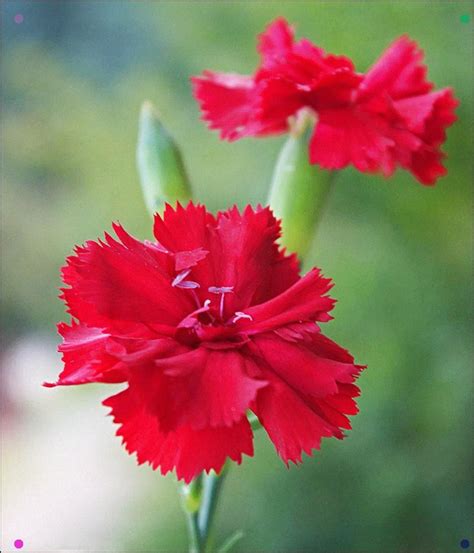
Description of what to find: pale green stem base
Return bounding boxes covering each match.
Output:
[198,469,228,550]
[180,474,204,553]
[180,467,229,553]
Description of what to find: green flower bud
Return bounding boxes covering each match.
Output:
[136,100,192,215]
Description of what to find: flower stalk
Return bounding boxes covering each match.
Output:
[180,475,204,553]
[268,111,336,260]
[198,468,228,548]
[180,467,229,553]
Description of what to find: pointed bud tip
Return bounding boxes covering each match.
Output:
[140,100,162,123]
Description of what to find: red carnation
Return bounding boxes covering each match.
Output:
[47,203,364,482]
[192,18,458,185]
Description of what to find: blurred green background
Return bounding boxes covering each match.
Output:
[1,1,472,552]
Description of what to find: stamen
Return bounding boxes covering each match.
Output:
[232,311,253,323]
[208,286,234,294]
[187,300,211,319]
[190,288,201,308]
[172,269,201,307]
[172,269,191,287]
[208,286,234,319]
[175,280,200,289]
[172,269,200,290]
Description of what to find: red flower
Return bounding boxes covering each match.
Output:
[192,18,458,185]
[47,203,364,482]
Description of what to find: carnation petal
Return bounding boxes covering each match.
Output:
[211,206,283,315]
[310,107,395,173]
[252,247,300,305]
[174,247,209,272]
[358,35,432,101]
[250,334,363,464]
[252,372,342,464]
[44,321,127,387]
[191,71,263,140]
[252,333,359,398]
[135,349,267,431]
[243,268,334,334]
[394,88,458,141]
[61,225,193,327]
[257,17,295,69]
[104,388,254,483]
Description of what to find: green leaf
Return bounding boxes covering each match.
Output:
[247,411,262,431]
[217,530,245,553]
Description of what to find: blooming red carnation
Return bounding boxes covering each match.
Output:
[192,18,458,185]
[47,203,364,482]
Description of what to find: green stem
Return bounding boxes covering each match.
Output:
[198,468,228,551]
[184,510,203,553]
[180,474,204,553]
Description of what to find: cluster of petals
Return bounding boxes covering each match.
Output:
[192,18,458,185]
[47,202,364,482]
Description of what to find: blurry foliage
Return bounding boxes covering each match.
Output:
[1,1,472,552]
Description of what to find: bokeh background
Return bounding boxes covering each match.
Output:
[1,1,472,552]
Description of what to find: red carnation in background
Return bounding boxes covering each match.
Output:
[192,18,458,185]
[46,203,364,482]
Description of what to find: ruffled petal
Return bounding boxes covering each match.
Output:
[61,223,192,327]
[311,88,457,185]
[104,388,254,482]
[242,268,334,334]
[251,247,300,305]
[252,370,342,464]
[333,37,458,185]
[407,148,446,186]
[249,331,363,464]
[394,88,458,144]
[252,333,359,398]
[191,71,274,140]
[391,88,458,185]
[257,17,295,69]
[153,202,215,253]
[391,90,457,184]
[211,206,284,315]
[257,17,356,92]
[153,203,299,315]
[174,248,209,272]
[44,321,127,387]
[310,107,395,174]
[131,348,266,432]
[358,35,432,101]
[256,77,306,130]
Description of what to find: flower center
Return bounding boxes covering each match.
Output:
[171,270,252,347]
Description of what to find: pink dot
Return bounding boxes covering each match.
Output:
[14,13,24,24]
[14,539,24,549]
